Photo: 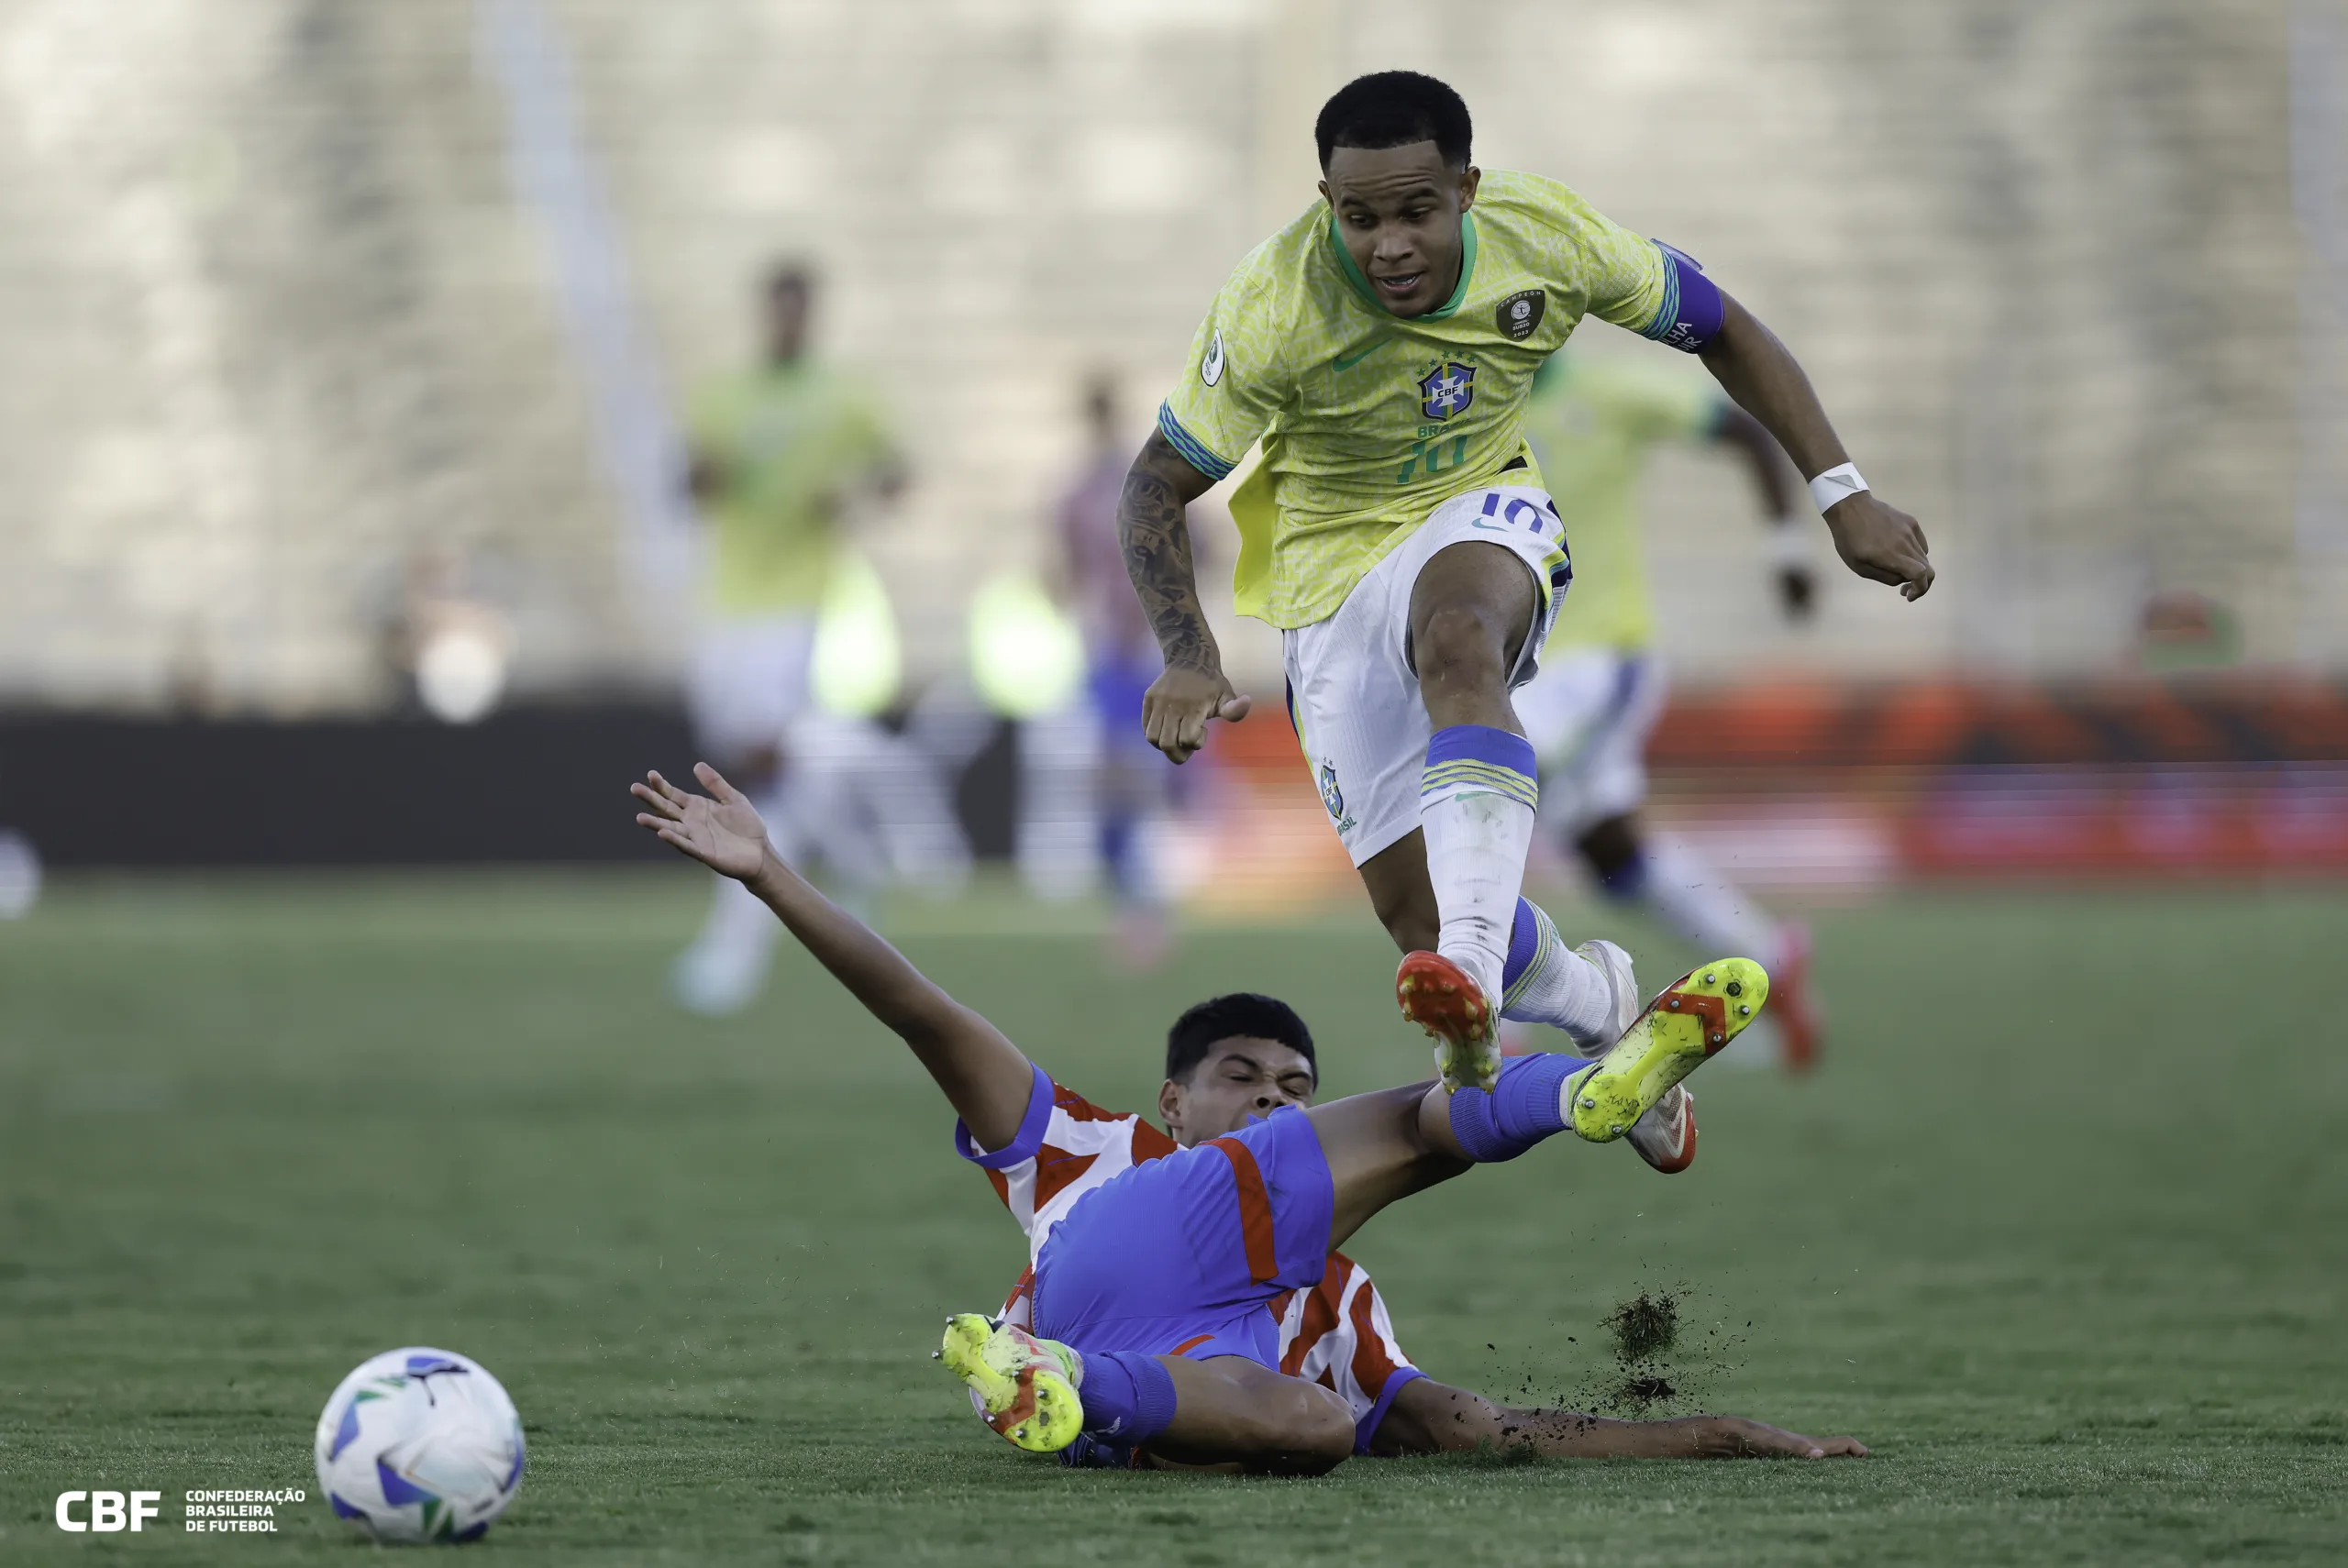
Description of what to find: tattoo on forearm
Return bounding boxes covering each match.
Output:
[1118,458,1215,670]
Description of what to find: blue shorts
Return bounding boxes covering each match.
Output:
[1032,1105,1335,1368]
[1087,652,1166,769]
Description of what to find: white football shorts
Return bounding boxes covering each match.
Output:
[1511,648,1668,838]
[1281,483,1570,867]
[685,613,817,761]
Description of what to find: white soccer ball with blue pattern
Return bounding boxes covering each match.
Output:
[313,1347,526,1543]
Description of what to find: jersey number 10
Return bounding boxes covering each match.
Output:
[1397,435,1470,485]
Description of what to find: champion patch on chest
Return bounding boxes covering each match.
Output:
[1495,289,1546,341]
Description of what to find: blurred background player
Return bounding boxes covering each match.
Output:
[1513,351,1825,1068]
[671,261,911,1014]
[1054,374,1180,965]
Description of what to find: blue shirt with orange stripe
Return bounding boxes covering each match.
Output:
[959,1066,1423,1450]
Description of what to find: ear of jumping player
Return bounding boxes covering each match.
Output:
[632,764,771,881]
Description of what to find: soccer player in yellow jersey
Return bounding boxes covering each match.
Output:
[672,263,905,1014]
[1514,352,1828,1070]
[1121,72,1931,1110]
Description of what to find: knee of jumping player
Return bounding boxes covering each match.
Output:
[1411,602,1514,697]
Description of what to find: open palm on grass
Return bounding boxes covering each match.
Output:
[632,764,770,880]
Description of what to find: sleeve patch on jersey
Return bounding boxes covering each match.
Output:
[1157,402,1239,482]
[954,1062,1056,1170]
[1639,240,1724,354]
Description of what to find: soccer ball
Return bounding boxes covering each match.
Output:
[313,1347,526,1543]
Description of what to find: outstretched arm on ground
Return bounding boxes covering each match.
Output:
[1370,1377,1866,1460]
[1120,430,1251,764]
[631,764,1036,1150]
[1699,293,1934,602]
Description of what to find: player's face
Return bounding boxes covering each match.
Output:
[1158,1037,1318,1144]
[1319,143,1480,319]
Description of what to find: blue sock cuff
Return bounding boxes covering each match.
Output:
[1423,725,1539,811]
[1425,723,1536,775]
[1448,1052,1588,1163]
[1598,848,1650,900]
[1080,1351,1177,1444]
[1501,897,1544,992]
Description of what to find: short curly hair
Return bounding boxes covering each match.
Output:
[1315,71,1472,170]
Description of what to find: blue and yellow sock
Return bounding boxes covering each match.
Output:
[1496,896,1612,1042]
[1448,1052,1592,1163]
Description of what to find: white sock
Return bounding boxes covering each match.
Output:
[1498,899,1616,1045]
[1420,725,1543,1004]
[692,872,777,967]
[1633,835,1778,960]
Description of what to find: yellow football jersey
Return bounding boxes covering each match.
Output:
[1159,170,1691,629]
[687,360,893,617]
[1525,354,1725,654]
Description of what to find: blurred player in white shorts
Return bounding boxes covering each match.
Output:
[1514,351,1826,1068]
[673,263,912,1014]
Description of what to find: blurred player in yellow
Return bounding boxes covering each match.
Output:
[1513,353,1827,1068]
[1119,72,1932,1098]
[672,263,906,1014]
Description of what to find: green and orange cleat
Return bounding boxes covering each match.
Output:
[936,1313,1084,1454]
[1396,951,1501,1094]
[1565,959,1769,1143]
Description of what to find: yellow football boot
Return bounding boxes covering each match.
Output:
[1565,959,1769,1143]
[937,1313,1084,1454]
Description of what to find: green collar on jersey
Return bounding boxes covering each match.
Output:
[1324,211,1479,320]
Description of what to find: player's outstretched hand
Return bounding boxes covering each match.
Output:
[631,764,770,881]
[1700,1417,1868,1460]
[1143,663,1252,765]
[1823,491,1934,602]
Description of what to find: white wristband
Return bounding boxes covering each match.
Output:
[1808,463,1867,514]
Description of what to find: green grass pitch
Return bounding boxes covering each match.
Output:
[2,871,2343,1564]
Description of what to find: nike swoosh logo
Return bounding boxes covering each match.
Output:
[1332,340,1389,371]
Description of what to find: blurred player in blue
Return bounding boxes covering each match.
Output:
[1512,352,1827,1067]
[631,761,1866,1472]
[1055,375,1179,965]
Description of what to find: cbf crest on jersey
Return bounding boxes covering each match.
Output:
[1418,361,1476,422]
